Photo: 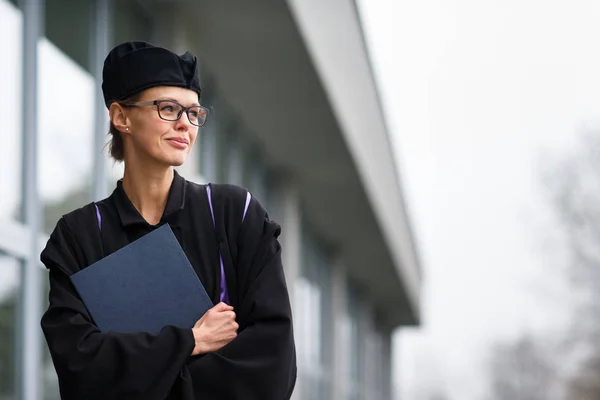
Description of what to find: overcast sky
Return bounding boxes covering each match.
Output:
[357,0,600,398]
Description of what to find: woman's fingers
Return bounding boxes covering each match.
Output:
[212,302,234,312]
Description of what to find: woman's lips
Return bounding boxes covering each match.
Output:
[166,138,189,149]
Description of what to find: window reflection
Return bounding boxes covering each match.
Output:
[38,38,94,233]
[0,0,22,222]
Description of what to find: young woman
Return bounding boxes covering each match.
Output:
[41,41,297,400]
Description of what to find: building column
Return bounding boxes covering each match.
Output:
[278,181,302,400]
[331,256,348,400]
[358,304,368,400]
[91,0,112,201]
[18,1,44,399]
[381,329,393,400]
[359,304,375,400]
[279,181,301,297]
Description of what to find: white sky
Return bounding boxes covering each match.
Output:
[357,0,600,398]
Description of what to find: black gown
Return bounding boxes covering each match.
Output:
[40,171,297,400]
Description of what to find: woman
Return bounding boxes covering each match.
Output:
[41,41,297,400]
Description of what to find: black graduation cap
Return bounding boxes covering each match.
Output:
[101,41,201,108]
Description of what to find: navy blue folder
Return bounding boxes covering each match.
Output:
[70,224,213,334]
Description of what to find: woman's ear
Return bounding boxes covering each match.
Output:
[109,103,130,134]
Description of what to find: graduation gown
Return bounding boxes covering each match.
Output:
[40,171,297,400]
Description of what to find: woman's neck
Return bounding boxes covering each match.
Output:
[121,164,174,226]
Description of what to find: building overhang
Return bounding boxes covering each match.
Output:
[173,0,421,328]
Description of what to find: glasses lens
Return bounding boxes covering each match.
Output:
[157,101,182,121]
[187,106,208,126]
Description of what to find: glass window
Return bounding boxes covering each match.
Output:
[197,71,217,181]
[198,117,217,182]
[0,0,23,222]
[211,98,245,184]
[295,227,333,400]
[263,172,284,226]
[0,253,20,400]
[226,129,244,186]
[215,123,230,183]
[38,38,94,233]
[244,147,269,206]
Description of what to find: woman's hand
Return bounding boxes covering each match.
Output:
[191,302,238,356]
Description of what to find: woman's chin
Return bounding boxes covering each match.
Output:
[168,157,186,167]
[160,150,188,167]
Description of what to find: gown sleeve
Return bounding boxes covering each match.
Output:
[180,195,297,399]
[41,217,195,400]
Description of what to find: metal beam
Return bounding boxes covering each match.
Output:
[18,0,44,398]
[92,0,112,201]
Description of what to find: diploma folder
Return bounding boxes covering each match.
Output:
[70,224,213,334]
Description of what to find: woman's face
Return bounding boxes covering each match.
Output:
[118,86,200,167]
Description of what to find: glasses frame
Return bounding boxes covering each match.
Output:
[126,99,209,127]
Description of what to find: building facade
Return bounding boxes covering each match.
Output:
[0,1,421,399]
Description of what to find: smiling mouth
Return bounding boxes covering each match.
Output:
[166,138,189,149]
[167,138,189,144]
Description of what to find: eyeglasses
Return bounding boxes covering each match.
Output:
[127,100,209,127]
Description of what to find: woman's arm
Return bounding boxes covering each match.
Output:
[41,218,194,400]
[42,266,194,400]
[184,237,297,399]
